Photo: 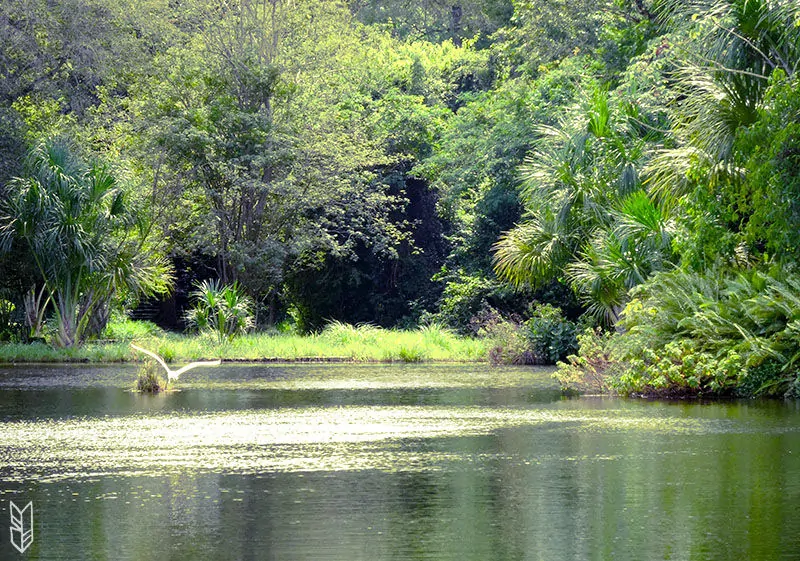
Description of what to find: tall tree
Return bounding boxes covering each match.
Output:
[0,139,172,347]
[139,0,407,315]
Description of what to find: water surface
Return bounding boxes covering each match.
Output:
[0,363,798,560]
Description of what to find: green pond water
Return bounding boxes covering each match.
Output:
[0,363,799,560]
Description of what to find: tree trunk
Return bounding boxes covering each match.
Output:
[83,293,112,341]
[451,5,462,47]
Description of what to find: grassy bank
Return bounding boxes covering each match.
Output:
[0,322,489,364]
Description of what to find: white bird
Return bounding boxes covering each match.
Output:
[131,343,221,386]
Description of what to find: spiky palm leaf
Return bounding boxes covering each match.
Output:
[493,213,576,288]
[185,279,253,342]
[0,139,173,346]
[496,87,669,318]
[647,0,800,200]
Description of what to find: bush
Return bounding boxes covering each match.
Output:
[480,304,578,366]
[184,280,254,343]
[610,267,800,396]
[432,272,499,334]
[525,303,578,363]
[555,328,619,394]
[615,338,746,395]
[0,296,25,342]
[485,317,538,365]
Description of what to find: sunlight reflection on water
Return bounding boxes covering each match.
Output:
[2,402,798,482]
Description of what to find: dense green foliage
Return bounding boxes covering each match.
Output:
[483,303,578,365]
[616,269,800,395]
[1,0,799,393]
[185,280,254,343]
[0,139,171,346]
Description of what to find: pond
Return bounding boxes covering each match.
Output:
[1,363,799,560]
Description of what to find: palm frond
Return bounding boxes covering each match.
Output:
[493,215,574,288]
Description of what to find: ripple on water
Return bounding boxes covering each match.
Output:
[1,405,797,482]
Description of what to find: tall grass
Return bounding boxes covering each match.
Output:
[0,322,488,363]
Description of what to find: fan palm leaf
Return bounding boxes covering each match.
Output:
[0,139,173,346]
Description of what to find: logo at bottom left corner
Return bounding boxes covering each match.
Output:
[9,501,33,554]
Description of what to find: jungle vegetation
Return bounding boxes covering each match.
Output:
[0,0,798,395]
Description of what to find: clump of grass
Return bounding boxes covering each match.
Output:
[135,360,167,393]
[156,343,175,363]
[398,346,425,362]
[321,321,382,345]
[418,323,454,349]
[104,317,164,340]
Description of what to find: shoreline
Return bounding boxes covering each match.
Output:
[0,356,488,365]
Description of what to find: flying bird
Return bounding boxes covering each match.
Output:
[131,343,221,386]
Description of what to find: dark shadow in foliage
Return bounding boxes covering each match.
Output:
[0,108,25,185]
[285,176,447,332]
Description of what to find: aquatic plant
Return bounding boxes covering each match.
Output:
[131,343,222,388]
[135,360,166,393]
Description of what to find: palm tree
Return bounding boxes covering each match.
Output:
[0,139,172,347]
[647,0,800,203]
[565,191,675,323]
[493,90,621,290]
[493,88,672,323]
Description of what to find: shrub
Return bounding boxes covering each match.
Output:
[481,304,578,366]
[525,303,578,363]
[485,318,538,365]
[615,338,746,395]
[430,270,542,335]
[611,267,800,396]
[555,328,619,394]
[433,272,498,334]
[184,280,253,343]
[0,297,25,342]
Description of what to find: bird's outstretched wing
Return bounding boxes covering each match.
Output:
[172,360,222,377]
[131,343,170,373]
[131,343,222,381]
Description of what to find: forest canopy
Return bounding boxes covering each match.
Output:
[1,0,800,395]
